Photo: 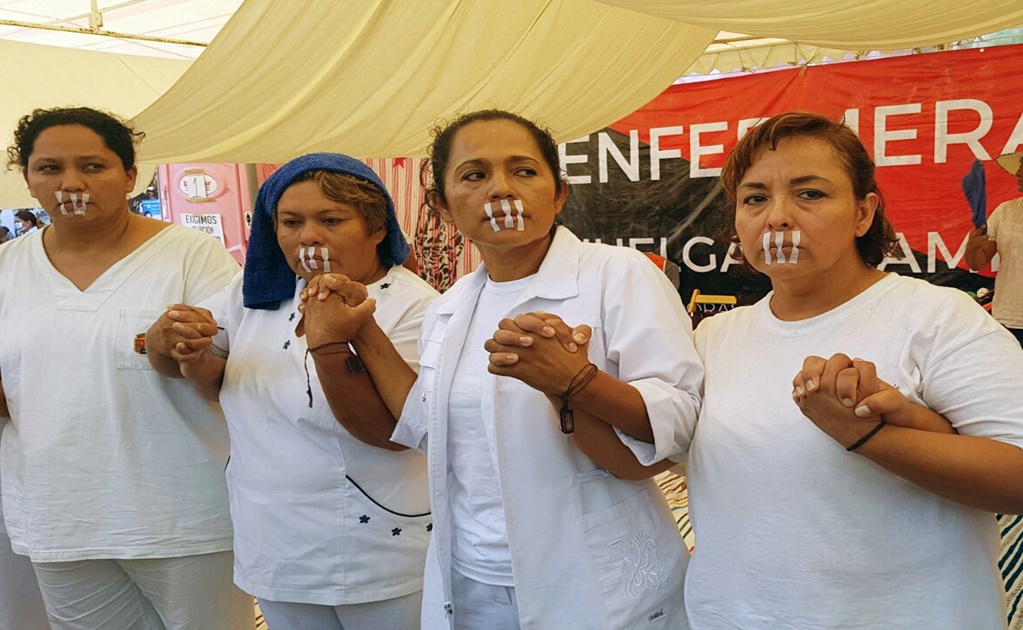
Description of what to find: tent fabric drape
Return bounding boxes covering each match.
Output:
[0,40,190,208]
[594,0,1023,49]
[132,0,1023,166]
[132,0,716,163]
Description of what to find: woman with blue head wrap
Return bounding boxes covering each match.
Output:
[147,153,438,629]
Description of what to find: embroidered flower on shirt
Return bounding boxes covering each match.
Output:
[426,523,433,532]
[391,527,402,536]
[608,532,667,600]
[283,340,291,349]
[359,515,370,524]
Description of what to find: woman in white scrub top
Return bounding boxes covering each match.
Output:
[684,112,1023,629]
[0,106,248,629]
[148,153,437,630]
[301,111,704,630]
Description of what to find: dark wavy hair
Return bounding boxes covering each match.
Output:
[6,106,144,173]
[420,109,564,214]
[720,111,899,267]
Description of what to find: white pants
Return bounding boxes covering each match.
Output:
[0,525,49,630]
[258,591,421,630]
[450,569,520,630]
[32,552,253,630]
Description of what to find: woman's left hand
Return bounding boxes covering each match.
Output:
[484,313,592,396]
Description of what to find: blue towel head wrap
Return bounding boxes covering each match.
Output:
[961,159,987,228]
[242,153,410,310]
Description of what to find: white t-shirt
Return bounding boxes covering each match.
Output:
[988,197,1023,328]
[0,226,239,562]
[448,276,532,587]
[687,273,1023,629]
[207,265,437,605]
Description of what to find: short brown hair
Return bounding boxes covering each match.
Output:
[720,112,899,267]
[284,170,388,236]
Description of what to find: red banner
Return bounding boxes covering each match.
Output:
[559,44,1023,304]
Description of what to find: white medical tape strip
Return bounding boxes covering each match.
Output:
[484,202,500,232]
[298,247,312,274]
[790,230,801,263]
[74,193,89,215]
[307,246,318,270]
[513,199,524,231]
[501,199,514,228]
[54,191,69,215]
[321,247,331,273]
[775,231,786,264]
[763,232,773,265]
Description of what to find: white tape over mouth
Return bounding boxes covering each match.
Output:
[513,199,524,231]
[54,191,90,215]
[297,245,329,274]
[484,202,500,232]
[762,230,801,265]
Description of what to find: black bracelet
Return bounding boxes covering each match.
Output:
[846,420,886,452]
[558,363,599,434]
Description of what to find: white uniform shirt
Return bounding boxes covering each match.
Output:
[393,227,703,630]
[0,226,238,561]
[207,265,437,605]
[988,197,1023,328]
[687,273,1023,629]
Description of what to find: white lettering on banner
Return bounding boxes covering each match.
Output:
[180,213,225,244]
[583,232,977,275]
[843,108,860,136]
[737,117,769,140]
[599,130,640,182]
[1001,113,1023,155]
[935,99,993,163]
[874,104,922,166]
[560,100,1021,182]
[690,122,728,178]
[649,126,683,181]
[559,136,591,185]
[683,236,717,273]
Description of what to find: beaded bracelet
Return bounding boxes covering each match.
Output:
[559,363,599,434]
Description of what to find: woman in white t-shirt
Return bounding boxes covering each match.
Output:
[301,110,703,629]
[147,153,437,630]
[685,111,1023,629]
[0,106,248,629]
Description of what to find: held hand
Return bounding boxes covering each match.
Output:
[303,288,377,348]
[967,225,989,245]
[792,354,887,448]
[794,356,916,428]
[299,273,366,310]
[150,304,219,360]
[484,316,592,396]
[488,311,592,365]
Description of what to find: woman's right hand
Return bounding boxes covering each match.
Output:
[149,304,219,363]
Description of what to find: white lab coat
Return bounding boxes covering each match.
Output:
[392,227,703,629]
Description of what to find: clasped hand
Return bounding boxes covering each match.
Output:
[791,353,910,448]
[483,311,593,396]
[298,273,375,346]
[151,304,219,364]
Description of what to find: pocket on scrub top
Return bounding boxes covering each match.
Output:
[342,475,432,587]
[579,488,687,628]
[115,308,164,370]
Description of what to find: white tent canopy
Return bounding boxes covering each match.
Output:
[0,40,190,207]
[131,0,1023,163]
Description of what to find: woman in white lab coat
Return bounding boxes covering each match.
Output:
[303,111,703,630]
